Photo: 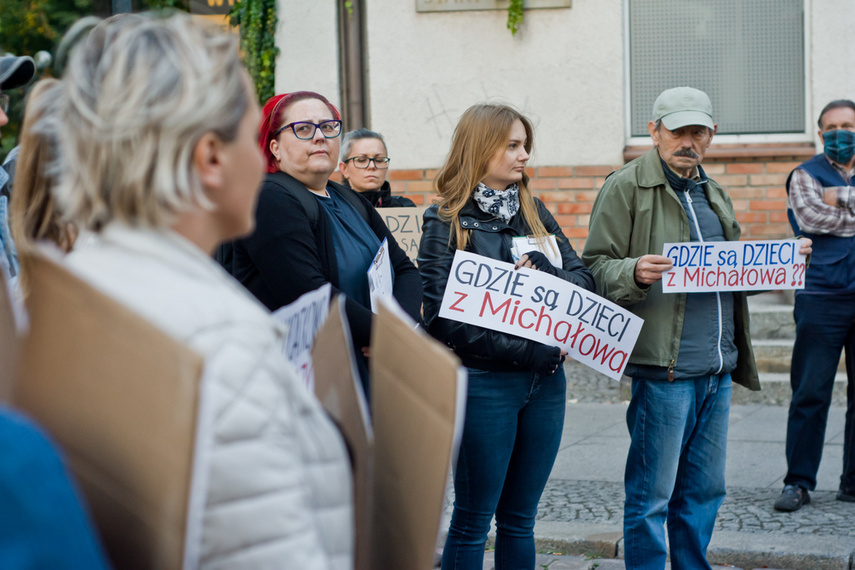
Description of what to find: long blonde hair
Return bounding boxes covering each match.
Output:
[10,78,76,297]
[434,103,552,251]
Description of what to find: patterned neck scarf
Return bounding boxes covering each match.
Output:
[473,182,520,223]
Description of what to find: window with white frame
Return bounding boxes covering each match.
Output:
[627,0,805,138]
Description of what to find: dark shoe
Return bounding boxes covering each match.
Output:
[774,484,810,512]
[837,488,855,502]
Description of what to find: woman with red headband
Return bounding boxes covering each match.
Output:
[227,91,422,396]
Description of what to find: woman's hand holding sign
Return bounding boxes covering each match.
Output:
[634,255,674,286]
[515,250,558,276]
[524,343,568,375]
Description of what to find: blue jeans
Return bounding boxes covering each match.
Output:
[441,367,566,570]
[785,293,855,492]
[623,374,731,570]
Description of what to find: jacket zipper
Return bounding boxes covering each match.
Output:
[684,188,724,375]
[668,359,675,382]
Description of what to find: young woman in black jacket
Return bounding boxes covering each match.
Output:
[418,104,595,570]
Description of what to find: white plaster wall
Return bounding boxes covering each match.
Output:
[274,0,341,108]
[271,1,847,169]
[809,0,855,144]
[364,0,625,169]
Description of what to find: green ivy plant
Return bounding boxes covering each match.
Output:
[507,0,524,35]
[229,0,278,104]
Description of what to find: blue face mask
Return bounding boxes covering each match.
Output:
[822,129,855,164]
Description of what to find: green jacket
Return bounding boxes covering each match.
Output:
[582,148,759,390]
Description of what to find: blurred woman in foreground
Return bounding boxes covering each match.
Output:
[55,14,353,568]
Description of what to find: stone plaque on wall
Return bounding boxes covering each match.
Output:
[417,0,570,13]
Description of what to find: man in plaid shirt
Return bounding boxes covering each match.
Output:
[776,99,855,512]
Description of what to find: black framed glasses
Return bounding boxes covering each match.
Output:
[0,94,9,114]
[344,155,391,169]
[275,119,342,140]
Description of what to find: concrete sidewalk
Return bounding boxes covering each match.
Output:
[439,387,855,569]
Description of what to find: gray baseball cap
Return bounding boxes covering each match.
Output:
[0,55,36,91]
[652,86,714,130]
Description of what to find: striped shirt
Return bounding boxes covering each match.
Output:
[788,156,855,237]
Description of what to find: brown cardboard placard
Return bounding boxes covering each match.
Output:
[311,296,373,570]
[0,270,18,403]
[14,254,204,570]
[370,301,461,570]
[381,206,428,263]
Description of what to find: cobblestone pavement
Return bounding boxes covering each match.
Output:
[536,479,855,537]
[561,360,848,407]
[563,362,625,404]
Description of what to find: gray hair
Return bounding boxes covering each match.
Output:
[818,99,855,129]
[339,128,387,162]
[53,13,250,230]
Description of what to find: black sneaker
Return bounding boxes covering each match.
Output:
[774,484,810,512]
[837,488,855,502]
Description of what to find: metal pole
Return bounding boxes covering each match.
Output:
[339,0,366,130]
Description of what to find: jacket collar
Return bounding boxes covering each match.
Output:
[635,148,670,189]
[98,224,260,303]
[457,197,516,233]
[344,180,392,207]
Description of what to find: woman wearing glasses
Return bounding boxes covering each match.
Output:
[229,91,421,394]
[338,128,415,208]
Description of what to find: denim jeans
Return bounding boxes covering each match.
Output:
[623,374,731,570]
[785,293,855,492]
[441,367,566,570]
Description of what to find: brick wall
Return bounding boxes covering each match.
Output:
[382,152,811,252]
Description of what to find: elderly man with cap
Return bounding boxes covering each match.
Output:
[583,87,809,570]
[0,54,36,285]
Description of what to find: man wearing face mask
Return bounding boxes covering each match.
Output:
[776,99,855,512]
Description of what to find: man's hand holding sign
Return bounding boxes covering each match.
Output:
[439,251,643,380]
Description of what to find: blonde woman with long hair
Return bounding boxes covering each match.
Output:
[418,103,595,569]
[10,79,77,295]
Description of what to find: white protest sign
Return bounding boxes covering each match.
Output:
[367,238,393,313]
[661,239,807,293]
[438,251,643,380]
[272,283,331,389]
[381,206,427,262]
[510,235,562,269]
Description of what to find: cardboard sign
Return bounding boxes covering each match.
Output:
[0,269,18,403]
[439,250,643,380]
[382,206,427,262]
[371,298,462,570]
[272,283,331,389]
[311,296,373,570]
[15,254,205,570]
[367,238,393,313]
[661,239,807,293]
[312,295,463,570]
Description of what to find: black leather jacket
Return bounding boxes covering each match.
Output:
[418,197,595,371]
